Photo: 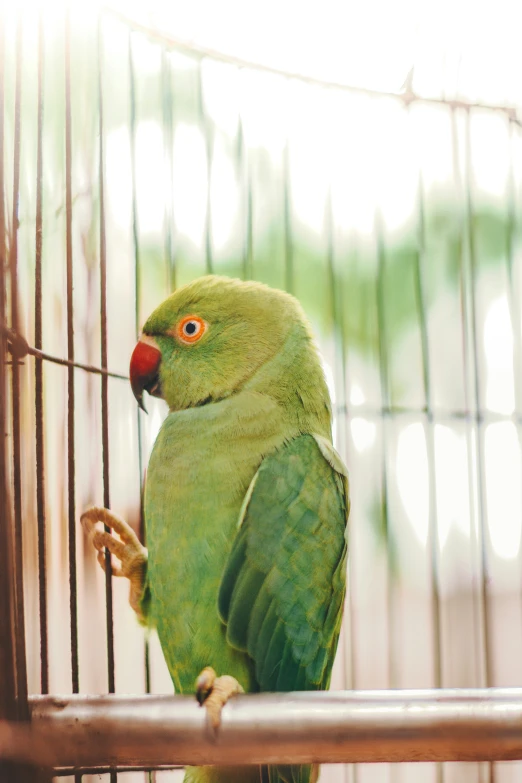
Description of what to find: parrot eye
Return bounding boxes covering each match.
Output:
[176,315,207,344]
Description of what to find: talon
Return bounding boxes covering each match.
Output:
[196,666,216,705]
[80,506,148,617]
[96,550,123,577]
[195,668,243,731]
[81,506,141,547]
[92,530,125,560]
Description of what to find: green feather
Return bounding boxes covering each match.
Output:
[247,584,273,652]
[260,618,287,686]
[226,566,265,650]
[275,640,302,691]
[253,601,281,676]
[217,525,248,623]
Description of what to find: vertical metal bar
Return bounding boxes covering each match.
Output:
[1,13,46,782]
[449,107,488,783]
[463,109,493,688]
[454,107,493,783]
[129,34,141,334]
[65,2,82,769]
[0,5,9,686]
[129,28,152,729]
[375,216,393,686]
[325,189,351,646]
[0,413,17,782]
[129,32,153,783]
[97,15,116,718]
[129,33,145,503]
[9,8,29,720]
[35,9,49,697]
[375,216,398,783]
[412,176,443,685]
[0,0,5,454]
[283,142,293,294]
[504,121,522,432]
[129,30,144,525]
[161,47,176,292]
[0,16,19,783]
[503,123,522,670]
[64,5,79,699]
[198,60,213,275]
[237,115,253,281]
[0,400,30,781]
[245,180,253,281]
[325,188,357,783]
[413,173,443,783]
[449,109,482,681]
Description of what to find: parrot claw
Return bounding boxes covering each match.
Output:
[195,666,244,733]
[80,506,148,617]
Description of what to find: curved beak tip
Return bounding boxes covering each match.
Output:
[129,338,162,413]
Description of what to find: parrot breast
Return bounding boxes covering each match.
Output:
[144,389,292,694]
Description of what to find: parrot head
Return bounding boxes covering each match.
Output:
[130,275,330,424]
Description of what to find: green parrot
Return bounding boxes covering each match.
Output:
[82,275,349,783]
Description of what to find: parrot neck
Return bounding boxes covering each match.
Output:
[243,324,332,440]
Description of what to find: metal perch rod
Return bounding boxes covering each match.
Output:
[1,689,522,769]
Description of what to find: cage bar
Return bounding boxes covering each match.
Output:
[161,45,176,291]
[128,26,152,718]
[9,9,29,721]
[237,112,254,281]
[0,5,13,737]
[505,120,522,415]
[97,30,118,783]
[106,8,522,127]
[198,59,214,275]
[0,17,22,776]
[283,141,293,294]
[375,212,397,691]
[2,690,522,769]
[325,188,355,691]
[463,109,493,691]
[34,10,49,698]
[64,7,80,698]
[325,189,357,783]
[97,11,117,702]
[412,174,443,691]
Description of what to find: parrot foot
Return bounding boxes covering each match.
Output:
[195,666,244,732]
[80,506,148,617]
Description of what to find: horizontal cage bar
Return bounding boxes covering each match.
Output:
[1,689,522,769]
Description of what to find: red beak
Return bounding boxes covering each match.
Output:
[129,338,162,413]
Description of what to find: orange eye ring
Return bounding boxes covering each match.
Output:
[175,315,207,344]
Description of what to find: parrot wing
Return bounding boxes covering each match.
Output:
[218,433,349,694]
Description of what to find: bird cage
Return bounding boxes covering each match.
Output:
[1,4,522,783]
